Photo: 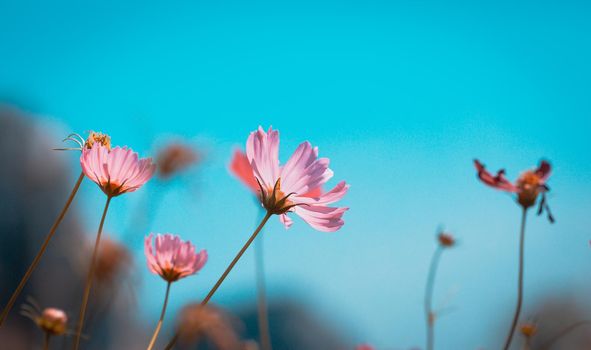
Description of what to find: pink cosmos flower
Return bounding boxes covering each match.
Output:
[144,233,208,282]
[242,126,349,232]
[80,144,156,197]
[474,159,553,220]
[230,149,323,229]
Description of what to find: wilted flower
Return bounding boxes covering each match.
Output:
[474,159,553,221]
[437,232,455,248]
[94,237,132,283]
[80,144,156,197]
[176,304,241,350]
[144,233,208,283]
[244,126,349,232]
[156,143,200,179]
[85,131,111,150]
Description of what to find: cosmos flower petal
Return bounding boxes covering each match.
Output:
[279,214,294,229]
[296,181,349,205]
[474,159,519,192]
[246,126,280,189]
[229,150,260,193]
[294,205,348,232]
[535,160,551,182]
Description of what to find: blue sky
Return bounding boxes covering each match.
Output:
[1,0,591,348]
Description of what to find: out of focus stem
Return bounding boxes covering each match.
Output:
[502,208,528,350]
[164,211,273,350]
[539,320,591,349]
[73,196,112,350]
[0,172,84,327]
[43,332,51,350]
[146,282,172,350]
[424,246,443,350]
[255,212,272,350]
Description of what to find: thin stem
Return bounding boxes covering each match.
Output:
[539,320,591,349]
[146,282,172,350]
[424,246,443,350]
[164,334,178,350]
[0,172,84,327]
[502,208,528,350]
[201,211,273,306]
[254,213,272,350]
[72,196,112,350]
[43,332,51,350]
[163,211,273,350]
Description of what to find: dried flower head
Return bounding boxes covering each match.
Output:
[437,232,455,247]
[474,159,554,221]
[156,143,200,179]
[80,144,156,197]
[144,233,208,283]
[94,237,132,283]
[85,131,111,150]
[176,304,241,350]
[520,322,537,338]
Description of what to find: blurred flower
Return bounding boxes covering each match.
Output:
[229,150,260,193]
[144,233,208,283]
[474,159,554,221]
[355,345,375,350]
[437,232,455,248]
[156,143,200,179]
[520,322,538,338]
[37,308,68,336]
[94,237,132,283]
[176,304,241,349]
[21,302,68,336]
[245,126,349,232]
[80,144,155,197]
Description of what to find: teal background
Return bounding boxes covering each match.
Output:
[1,0,591,348]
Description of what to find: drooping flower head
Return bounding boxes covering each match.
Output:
[474,159,554,221]
[144,233,208,283]
[156,143,201,179]
[240,127,349,232]
[80,144,156,197]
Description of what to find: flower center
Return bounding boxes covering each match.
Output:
[258,178,296,214]
[516,171,543,208]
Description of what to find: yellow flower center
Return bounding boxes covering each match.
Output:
[85,131,111,150]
